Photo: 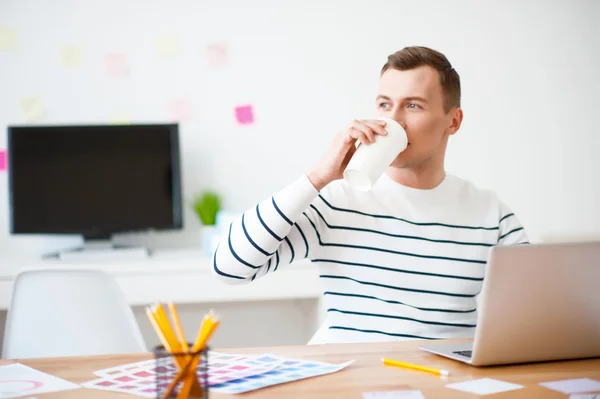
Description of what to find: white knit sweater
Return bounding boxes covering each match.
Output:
[212,172,528,344]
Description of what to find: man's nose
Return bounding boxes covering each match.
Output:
[389,111,407,130]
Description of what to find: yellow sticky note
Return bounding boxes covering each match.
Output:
[20,97,45,122]
[60,45,82,67]
[109,111,132,125]
[155,35,179,59]
[0,28,17,51]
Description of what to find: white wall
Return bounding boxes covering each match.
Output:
[1,0,599,254]
[1,0,599,347]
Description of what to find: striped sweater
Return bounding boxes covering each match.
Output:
[212,172,529,344]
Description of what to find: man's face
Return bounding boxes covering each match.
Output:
[375,66,457,168]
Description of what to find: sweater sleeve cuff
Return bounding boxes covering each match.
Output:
[272,174,319,222]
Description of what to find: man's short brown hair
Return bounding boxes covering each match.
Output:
[381,46,460,113]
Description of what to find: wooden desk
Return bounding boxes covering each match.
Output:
[2,340,599,398]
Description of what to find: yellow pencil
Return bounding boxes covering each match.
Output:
[168,302,189,353]
[382,358,450,377]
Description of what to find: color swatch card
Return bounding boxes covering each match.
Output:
[210,354,355,394]
[0,363,80,398]
[84,352,282,397]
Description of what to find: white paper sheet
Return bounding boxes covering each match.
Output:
[540,378,600,394]
[0,364,80,399]
[446,378,524,395]
[569,395,600,399]
[363,390,426,399]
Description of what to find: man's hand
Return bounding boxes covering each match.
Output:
[307,119,388,191]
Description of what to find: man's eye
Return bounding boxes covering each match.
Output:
[407,103,421,109]
[378,103,391,109]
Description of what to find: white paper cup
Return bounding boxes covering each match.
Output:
[343,117,408,191]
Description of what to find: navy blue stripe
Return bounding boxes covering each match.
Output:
[318,195,499,231]
[320,274,477,298]
[242,213,273,256]
[250,273,257,282]
[329,326,439,340]
[302,212,320,243]
[323,291,476,313]
[256,204,282,241]
[310,204,494,248]
[305,215,485,265]
[499,213,515,224]
[499,227,524,240]
[272,197,292,225]
[228,224,261,269]
[327,308,476,328]
[266,258,272,273]
[304,213,485,265]
[294,223,309,258]
[284,237,295,263]
[274,250,280,271]
[312,258,483,281]
[212,244,245,280]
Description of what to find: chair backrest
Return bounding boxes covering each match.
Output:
[2,268,146,359]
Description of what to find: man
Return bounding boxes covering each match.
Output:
[212,46,528,344]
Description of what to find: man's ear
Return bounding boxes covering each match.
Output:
[446,108,463,136]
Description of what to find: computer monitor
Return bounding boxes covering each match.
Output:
[7,123,182,252]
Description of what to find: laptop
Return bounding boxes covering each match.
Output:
[419,241,600,366]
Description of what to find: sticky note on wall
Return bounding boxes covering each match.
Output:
[60,45,82,68]
[206,44,228,68]
[0,28,17,51]
[104,53,129,77]
[169,99,191,121]
[109,111,132,125]
[0,150,7,171]
[155,34,179,59]
[235,105,254,125]
[20,97,45,122]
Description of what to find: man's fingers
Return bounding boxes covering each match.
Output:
[349,127,370,145]
[350,120,375,143]
[364,120,388,137]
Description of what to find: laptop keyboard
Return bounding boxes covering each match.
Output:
[453,350,473,358]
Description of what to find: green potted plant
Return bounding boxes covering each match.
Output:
[192,190,221,226]
[192,191,222,257]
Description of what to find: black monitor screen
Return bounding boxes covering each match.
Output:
[8,124,182,238]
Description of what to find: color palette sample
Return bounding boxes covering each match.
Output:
[209,354,355,394]
[83,352,354,396]
[83,352,282,397]
[0,363,80,399]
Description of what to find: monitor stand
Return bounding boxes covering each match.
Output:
[44,238,150,261]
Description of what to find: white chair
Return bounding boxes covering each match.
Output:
[2,268,146,359]
[307,322,329,345]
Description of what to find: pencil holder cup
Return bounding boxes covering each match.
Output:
[153,344,209,399]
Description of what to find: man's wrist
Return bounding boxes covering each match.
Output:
[306,171,328,192]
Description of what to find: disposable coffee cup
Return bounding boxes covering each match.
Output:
[343,117,408,191]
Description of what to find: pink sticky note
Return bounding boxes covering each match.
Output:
[104,53,129,77]
[235,105,254,125]
[0,150,7,171]
[206,44,228,68]
[169,99,191,121]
